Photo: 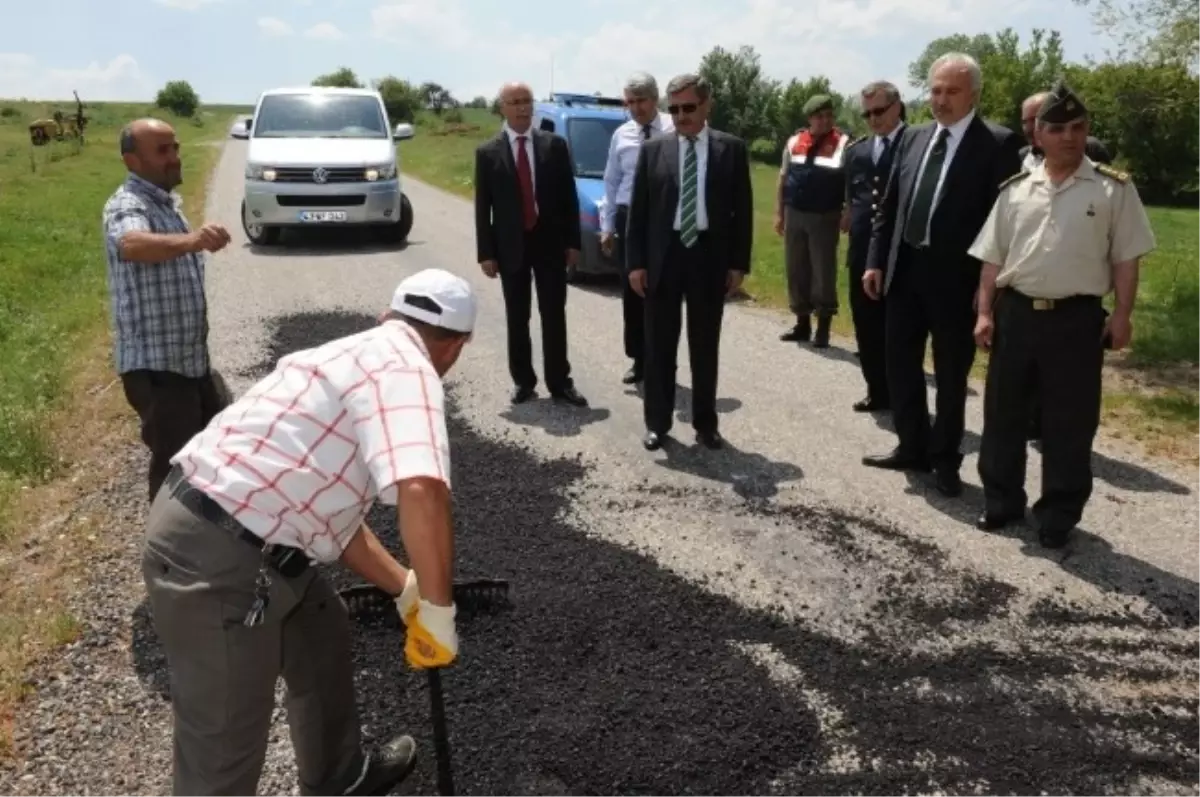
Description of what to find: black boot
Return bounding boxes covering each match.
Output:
[812,315,831,348]
[780,315,811,342]
[343,735,418,795]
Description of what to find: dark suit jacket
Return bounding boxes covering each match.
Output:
[473,128,581,272]
[624,127,753,292]
[867,113,1022,294]
[844,124,905,272]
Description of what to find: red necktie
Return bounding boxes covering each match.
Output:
[516,135,536,231]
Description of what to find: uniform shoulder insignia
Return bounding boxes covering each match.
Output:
[1095,163,1129,183]
[999,170,1030,190]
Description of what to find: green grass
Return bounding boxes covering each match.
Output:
[400,107,1198,460]
[0,98,232,755]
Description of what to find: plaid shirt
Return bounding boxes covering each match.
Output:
[102,172,210,377]
[172,320,453,564]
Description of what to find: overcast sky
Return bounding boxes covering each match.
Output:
[1,0,1119,106]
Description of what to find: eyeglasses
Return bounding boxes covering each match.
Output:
[667,103,698,115]
[861,101,893,119]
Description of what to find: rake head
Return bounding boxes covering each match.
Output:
[340,578,512,625]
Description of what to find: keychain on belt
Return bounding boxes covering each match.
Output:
[244,547,273,627]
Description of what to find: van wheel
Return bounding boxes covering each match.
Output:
[242,200,279,246]
[383,193,414,244]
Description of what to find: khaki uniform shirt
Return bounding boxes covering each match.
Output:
[967,158,1157,299]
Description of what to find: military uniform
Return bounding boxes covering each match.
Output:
[968,82,1156,546]
[778,95,849,347]
[843,120,905,410]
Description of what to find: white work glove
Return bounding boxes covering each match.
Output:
[404,599,458,669]
[394,568,420,625]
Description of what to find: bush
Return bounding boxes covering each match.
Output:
[155,80,200,118]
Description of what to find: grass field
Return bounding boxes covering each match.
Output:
[0,97,236,754]
[399,107,1199,462]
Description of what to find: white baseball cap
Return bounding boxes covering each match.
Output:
[389,268,477,333]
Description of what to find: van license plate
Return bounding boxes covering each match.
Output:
[299,211,347,222]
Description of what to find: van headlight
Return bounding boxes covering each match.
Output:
[245,164,277,181]
[364,161,397,181]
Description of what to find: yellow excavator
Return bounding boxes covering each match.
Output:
[29,90,87,146]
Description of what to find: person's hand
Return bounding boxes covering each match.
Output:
[628,268,648,297]
[974,313,994,350]
[480,259,499,279]
[1104,312,1132,350]
[862,268,883,300]
[405,599,458,670]
[725,269,745,298]
[191,223,231,253]
[393,568,419,626]
[839,211,850,233]
[566,248,580,267]
[599,233,614,257]
[773,214,784,236]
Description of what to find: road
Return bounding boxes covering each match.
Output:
[4,137,1198,795]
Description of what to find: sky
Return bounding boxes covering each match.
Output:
[0,0,1120,107]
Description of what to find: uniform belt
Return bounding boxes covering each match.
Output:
[164,464,310,578]
[1008,290,1101,311]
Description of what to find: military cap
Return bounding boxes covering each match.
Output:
[803,94,833,116]
[1037,78,1087,124]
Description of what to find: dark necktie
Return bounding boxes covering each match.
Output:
[516,135,536,231]
[642,123,652,140]
[904,127,950,246]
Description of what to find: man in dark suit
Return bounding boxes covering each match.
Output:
[473,81,588,407]
[862,52,1023,496]
[843,80,906,413]
[625,73,753,451]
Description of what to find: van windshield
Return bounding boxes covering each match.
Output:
[566,117,625,178]
[252,93,389,139]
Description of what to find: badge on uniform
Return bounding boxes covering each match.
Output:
[1086,202,1096,217]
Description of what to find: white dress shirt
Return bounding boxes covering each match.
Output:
[909,109,975,245]
[674,125,710,231]
[872,122,905,164]
[503,121,538,213]
[600,112,674,234]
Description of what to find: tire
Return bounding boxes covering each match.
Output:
[241,199,279,246]
[382,193,414,244]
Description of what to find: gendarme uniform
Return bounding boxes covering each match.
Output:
[967,81,1156,547]
[778,94,850,346]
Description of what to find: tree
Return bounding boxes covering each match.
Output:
[312,67,363,88]
[154,80,200,117]
[907,34,998,94]
[372,76,421,124]
[1072,0,1198,71]
[466,96,489,109]
[418,81,456,114]
[696,45,779,144]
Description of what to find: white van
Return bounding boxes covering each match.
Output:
[241,86,415,246]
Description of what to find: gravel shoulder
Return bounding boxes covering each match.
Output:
[1,139,1195,795]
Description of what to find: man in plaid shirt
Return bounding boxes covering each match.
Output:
[142,268,475,796]
[102,118,233,501]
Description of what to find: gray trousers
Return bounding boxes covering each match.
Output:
[784,206,842,318]
[141,486,368,796]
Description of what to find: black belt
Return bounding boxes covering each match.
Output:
[164,464,310,578]
[1006,290,1101,311]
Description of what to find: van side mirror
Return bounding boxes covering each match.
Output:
[393,122,415,141]
[245,117,253,132]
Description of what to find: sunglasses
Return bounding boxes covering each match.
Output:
[667,102,699,115]
[861,101,894,119]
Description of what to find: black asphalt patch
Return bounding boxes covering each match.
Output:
[252,312,1199,795]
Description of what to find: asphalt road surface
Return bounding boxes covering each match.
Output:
[3,138,1197,796]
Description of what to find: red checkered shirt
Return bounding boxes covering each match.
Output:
[171,319,451,563]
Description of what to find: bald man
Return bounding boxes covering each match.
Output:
[474,82,588,407]
[102,118,233,501]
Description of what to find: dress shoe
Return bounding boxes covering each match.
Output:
[780,317,811,342]
[975,509,1024,531]
[812,315,831,348]
[1038,525,1071,549]
[934,467,963,497]
[551,385,588,407]
[344,735,418,795]
[862,449,931,472]
[511,385,536,404]
[643,430,666,450]
[622,363,643,385]
[852,396,890,413]
[696,429,723,449]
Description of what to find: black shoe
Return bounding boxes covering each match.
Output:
[862,449,931,472]
[696,429,723,449]
[975,509,1024,531]
[812,316,831,348]
[1038,526,1071,549]
[511,385,536,404]
[551,385,588,407]
[622,363,643,385]
[345,735,418,795]
[643,430,666,450]
[853,396,889,413]
[934,467,963,497]
[780,318,811,342]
